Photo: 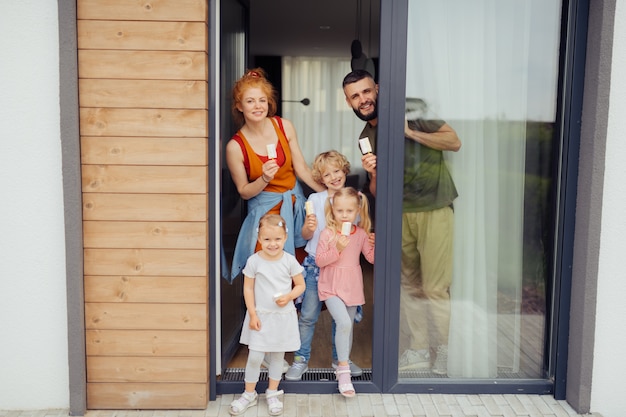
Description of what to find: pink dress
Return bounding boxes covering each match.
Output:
[316,225,375,306]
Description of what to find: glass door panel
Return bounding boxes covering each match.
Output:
[397,0,561,380]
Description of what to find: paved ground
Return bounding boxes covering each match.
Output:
[1,393,602,417]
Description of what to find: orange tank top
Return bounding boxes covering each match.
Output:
[232,116,297,215]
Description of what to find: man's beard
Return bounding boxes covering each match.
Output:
[353,101,378,122]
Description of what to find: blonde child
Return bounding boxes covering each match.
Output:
[230,214,305,416]
[316,187,375,397]
[286,150,364,380]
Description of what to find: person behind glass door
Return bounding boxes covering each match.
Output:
[226,67,324,281]
[342,69,461,376]
[316,187,375,397]
[226,68,324,371]
[285,151,364,381]
[229,214,305,416]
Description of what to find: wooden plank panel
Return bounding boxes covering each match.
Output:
[78,50,207,80]
[81,137,207,165]
[87,356,207,383]
[78,0,207,22]
[83,221,206,249]
[80,108,207,137]
[78,20,206,51]
[84,275,207,303]
[79,79,207,109]
[86,329,206,356]
[82,193,207,221]
[82,165,207,193]
[85,302,207,330]
[87,382,207,409]
[84,248,207,276]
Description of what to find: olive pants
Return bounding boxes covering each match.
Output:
[399,206,454,353]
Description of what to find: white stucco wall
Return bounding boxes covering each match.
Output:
[0,1,69,409]
[590,2,626,417]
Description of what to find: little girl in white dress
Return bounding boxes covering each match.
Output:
[230,214,305,416]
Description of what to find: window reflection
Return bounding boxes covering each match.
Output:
[400,0,561,379]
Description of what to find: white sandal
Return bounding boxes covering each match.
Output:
[335,366,356,398]
[265,389,284,415]
[229,390,257,415]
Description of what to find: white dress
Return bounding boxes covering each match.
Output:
[239,251,303,352]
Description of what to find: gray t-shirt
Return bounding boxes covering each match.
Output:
[360,117,458,212]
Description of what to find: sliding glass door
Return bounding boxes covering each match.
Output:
[213,0,586,396]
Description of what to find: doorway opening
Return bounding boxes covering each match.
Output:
[216,0,381,392]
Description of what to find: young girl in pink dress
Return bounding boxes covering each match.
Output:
[316,187,375,397]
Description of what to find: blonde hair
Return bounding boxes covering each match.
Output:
[324,187,371,233]
[311,150,351,184]
[258,213,288,234]
[231,68,278,128]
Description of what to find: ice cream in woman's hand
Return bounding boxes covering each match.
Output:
[266,143,277,159]
[305,201,314,216]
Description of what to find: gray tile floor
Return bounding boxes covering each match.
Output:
[1,394,602,417]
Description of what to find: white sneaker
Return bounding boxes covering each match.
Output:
[398,349,431,371]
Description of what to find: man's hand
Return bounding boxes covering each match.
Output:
[361,153,377,175]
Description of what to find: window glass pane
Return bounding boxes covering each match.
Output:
[399,0,561,379]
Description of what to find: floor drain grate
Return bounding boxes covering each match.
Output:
[221,368,373,382]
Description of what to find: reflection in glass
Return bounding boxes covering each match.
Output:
[400,0,561,379]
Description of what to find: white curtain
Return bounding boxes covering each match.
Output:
[406,0,536,377]
[281,57,365,168]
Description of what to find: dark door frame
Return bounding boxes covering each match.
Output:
[206,0,592,400]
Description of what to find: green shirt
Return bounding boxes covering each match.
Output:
[360,119,458,213]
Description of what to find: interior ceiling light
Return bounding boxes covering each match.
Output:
[350,0,375,78]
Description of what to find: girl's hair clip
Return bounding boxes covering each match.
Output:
[246,70,260,78]
[278,221,284,227]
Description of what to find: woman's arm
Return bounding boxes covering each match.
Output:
[281,118,325,192]
[225,138,274,200]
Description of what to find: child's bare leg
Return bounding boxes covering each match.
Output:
[268,378,280,391]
